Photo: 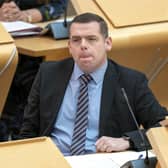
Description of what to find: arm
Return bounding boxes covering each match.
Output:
[22,0,68,22]
[0,0,68,22]
[96,73,167,153]
[124,74,168,151]
[37,0,68,21]
[19,70,41,139]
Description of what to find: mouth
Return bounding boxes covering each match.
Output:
[79,55,93,62]
[80,53,93,58]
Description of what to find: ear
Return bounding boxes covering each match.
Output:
[105,37,112,51]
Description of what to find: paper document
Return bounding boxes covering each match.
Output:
[65,151,155,168]
[65,154,120,168]
[1,21,43,37]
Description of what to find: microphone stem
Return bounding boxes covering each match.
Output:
[121,88,150,165]
[145,149,149,164]
[121,88,144,140]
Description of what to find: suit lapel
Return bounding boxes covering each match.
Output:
[44,59,74,135]
[99,60,120,136]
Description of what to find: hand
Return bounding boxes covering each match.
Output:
[95,136,130,153]
[0,2,27,22]
[0,3,9,21]
[0,8,5,21]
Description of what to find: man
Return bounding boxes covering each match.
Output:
[20,13,167,156]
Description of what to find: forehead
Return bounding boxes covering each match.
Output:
[69,22,101,36]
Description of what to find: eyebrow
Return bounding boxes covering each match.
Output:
[71,35,98,39]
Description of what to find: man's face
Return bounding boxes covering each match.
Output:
[68,22,112,73]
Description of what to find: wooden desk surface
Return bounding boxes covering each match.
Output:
[15,36,69,61]
[147,127,168,168]
[94,0,168,27]
[14,21,70,61]
[0,23,13,44]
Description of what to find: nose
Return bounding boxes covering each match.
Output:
[80,38,88,50]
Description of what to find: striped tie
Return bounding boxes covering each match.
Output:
[70,74,92,155]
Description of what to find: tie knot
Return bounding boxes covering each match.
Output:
[79,74,92,85]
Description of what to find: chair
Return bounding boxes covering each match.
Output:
[0,23,18,116]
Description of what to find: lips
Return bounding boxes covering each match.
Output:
[79,55,92,61]
[80,54,92,58]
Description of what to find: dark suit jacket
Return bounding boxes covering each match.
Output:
[20,58,167,151]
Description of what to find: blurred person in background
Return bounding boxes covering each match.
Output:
[0,0,67,23]
[0,0,68,141]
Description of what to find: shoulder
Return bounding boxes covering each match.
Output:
[109,59,147,79]
[108,59,148,88]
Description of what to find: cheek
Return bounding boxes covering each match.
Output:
[69,48,79,60]
[95,45,107,55]
[71,50,80,58]
[69,45,77,55]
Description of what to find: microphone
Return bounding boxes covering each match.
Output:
[120,88,157,168]
[46,1,72,39]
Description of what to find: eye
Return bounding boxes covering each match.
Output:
[88,37,97,41]
[71,37,81,43]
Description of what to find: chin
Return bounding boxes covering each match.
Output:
[80,65,94,74]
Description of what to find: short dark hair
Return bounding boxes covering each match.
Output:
[69,12,108,38]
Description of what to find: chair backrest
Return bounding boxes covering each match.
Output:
[0,23,18,116]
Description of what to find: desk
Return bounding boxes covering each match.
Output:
[71,0,168,107]
[14,21,70,61]
[15,36,69,61]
